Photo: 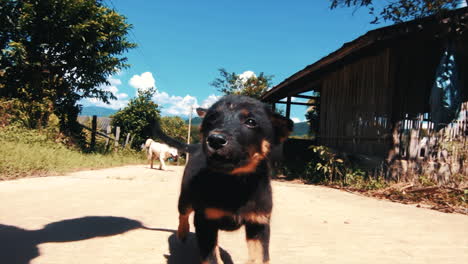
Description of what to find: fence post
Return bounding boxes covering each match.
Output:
[104,125,112,151]
[114,126,120,150]
[90,115,97,151]
[125,133,131,148]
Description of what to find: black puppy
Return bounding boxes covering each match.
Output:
[152,95,293,264]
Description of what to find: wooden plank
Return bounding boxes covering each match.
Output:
[90,115,97,151]
[105,125,112,152]
[275,101,318,106]
[285,96,291,119]
[291,95,320,100]
[125,133,131,147]
[78,124,113,140]
[114,126,120,149]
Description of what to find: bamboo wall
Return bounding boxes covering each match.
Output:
[316,35,467,181]
[318,47,394,157]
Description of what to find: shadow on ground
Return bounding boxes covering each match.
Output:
[0,216,233,264]
[165,232,233,264]
[0,216,171,264]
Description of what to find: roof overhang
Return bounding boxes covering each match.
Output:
[261,7,468,103]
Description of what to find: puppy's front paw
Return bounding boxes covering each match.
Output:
[177,223,189,242]
[176,229,188,242]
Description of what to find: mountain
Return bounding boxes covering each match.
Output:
[80,106,117,117]
[291,121,309,136]
[185,117,203,126]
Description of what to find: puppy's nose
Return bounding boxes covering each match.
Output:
[207,134,227,150]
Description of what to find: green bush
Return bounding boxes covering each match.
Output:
[281,144,387,189]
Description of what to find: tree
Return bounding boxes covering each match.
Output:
[0,0,136,132]
[111,88,161,149]
[210,68,273,99]
[159,116,188,143]
[329,0,465,24]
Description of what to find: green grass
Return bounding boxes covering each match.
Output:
[0,126,147,180]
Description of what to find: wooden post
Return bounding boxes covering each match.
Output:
[114,126,120,150]
[104,125,112,152]
[125,133,131,147]
[272,102,276,112]
[186,106,193,165]
[286,96,291,119]
[90,115,97,151]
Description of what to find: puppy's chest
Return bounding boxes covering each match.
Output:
[190,171,267,211]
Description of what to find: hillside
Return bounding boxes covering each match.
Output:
[291,121,309,136]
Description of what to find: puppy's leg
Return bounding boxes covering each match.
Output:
[159,155,167,170]
[245,222,270,264]
[194,212,223,264]
[177,183,193,242]
[148,151,154,169]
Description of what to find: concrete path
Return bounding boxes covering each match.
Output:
[0,165,467,264]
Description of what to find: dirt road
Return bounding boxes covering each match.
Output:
[0,165,467,264]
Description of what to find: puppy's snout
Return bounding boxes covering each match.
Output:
[207,134,228,150]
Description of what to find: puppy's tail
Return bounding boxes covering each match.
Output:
[150,120,198,154]
[144,138,154,148]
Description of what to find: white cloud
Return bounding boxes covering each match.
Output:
[129,72,156,91]
[232,70,258,92]
[101,84,118,94]
[153,91,199,116]
[81,75,129,110]
[200,94,220,108]
[153,92,220,116]
[108,77,122,86]
[238,71,256,83]
[458,1,467,8]
[117,93,128,99]
[291,117,302,123]
[164,95,199,116]
[85,97,129,110]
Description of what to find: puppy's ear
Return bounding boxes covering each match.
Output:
[196,108,207,118]
[271,113,294,144]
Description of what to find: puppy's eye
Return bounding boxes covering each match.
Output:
[245,118,257,128]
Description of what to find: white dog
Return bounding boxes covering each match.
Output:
[144,139,178,170]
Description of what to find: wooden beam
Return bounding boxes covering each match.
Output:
[291,95,319,100]
[286,96,291,119]
[276,101,318,106]
[90,115,97,151]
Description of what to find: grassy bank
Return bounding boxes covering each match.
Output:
[0,126,146,180]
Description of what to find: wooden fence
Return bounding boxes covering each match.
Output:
[78,115,134,151]
[387,102,468,184]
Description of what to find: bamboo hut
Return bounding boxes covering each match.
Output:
[262,7,468,182]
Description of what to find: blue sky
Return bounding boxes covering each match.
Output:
[82,0,405,122]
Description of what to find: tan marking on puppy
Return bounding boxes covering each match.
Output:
[230,140,270,175]
[230,153,263,174]
[177,208,193,241]
[247,239,265,263]
[240,108,250,116]
[205,208,233,220]
[261,140,270,155]
[242,212,270,225]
